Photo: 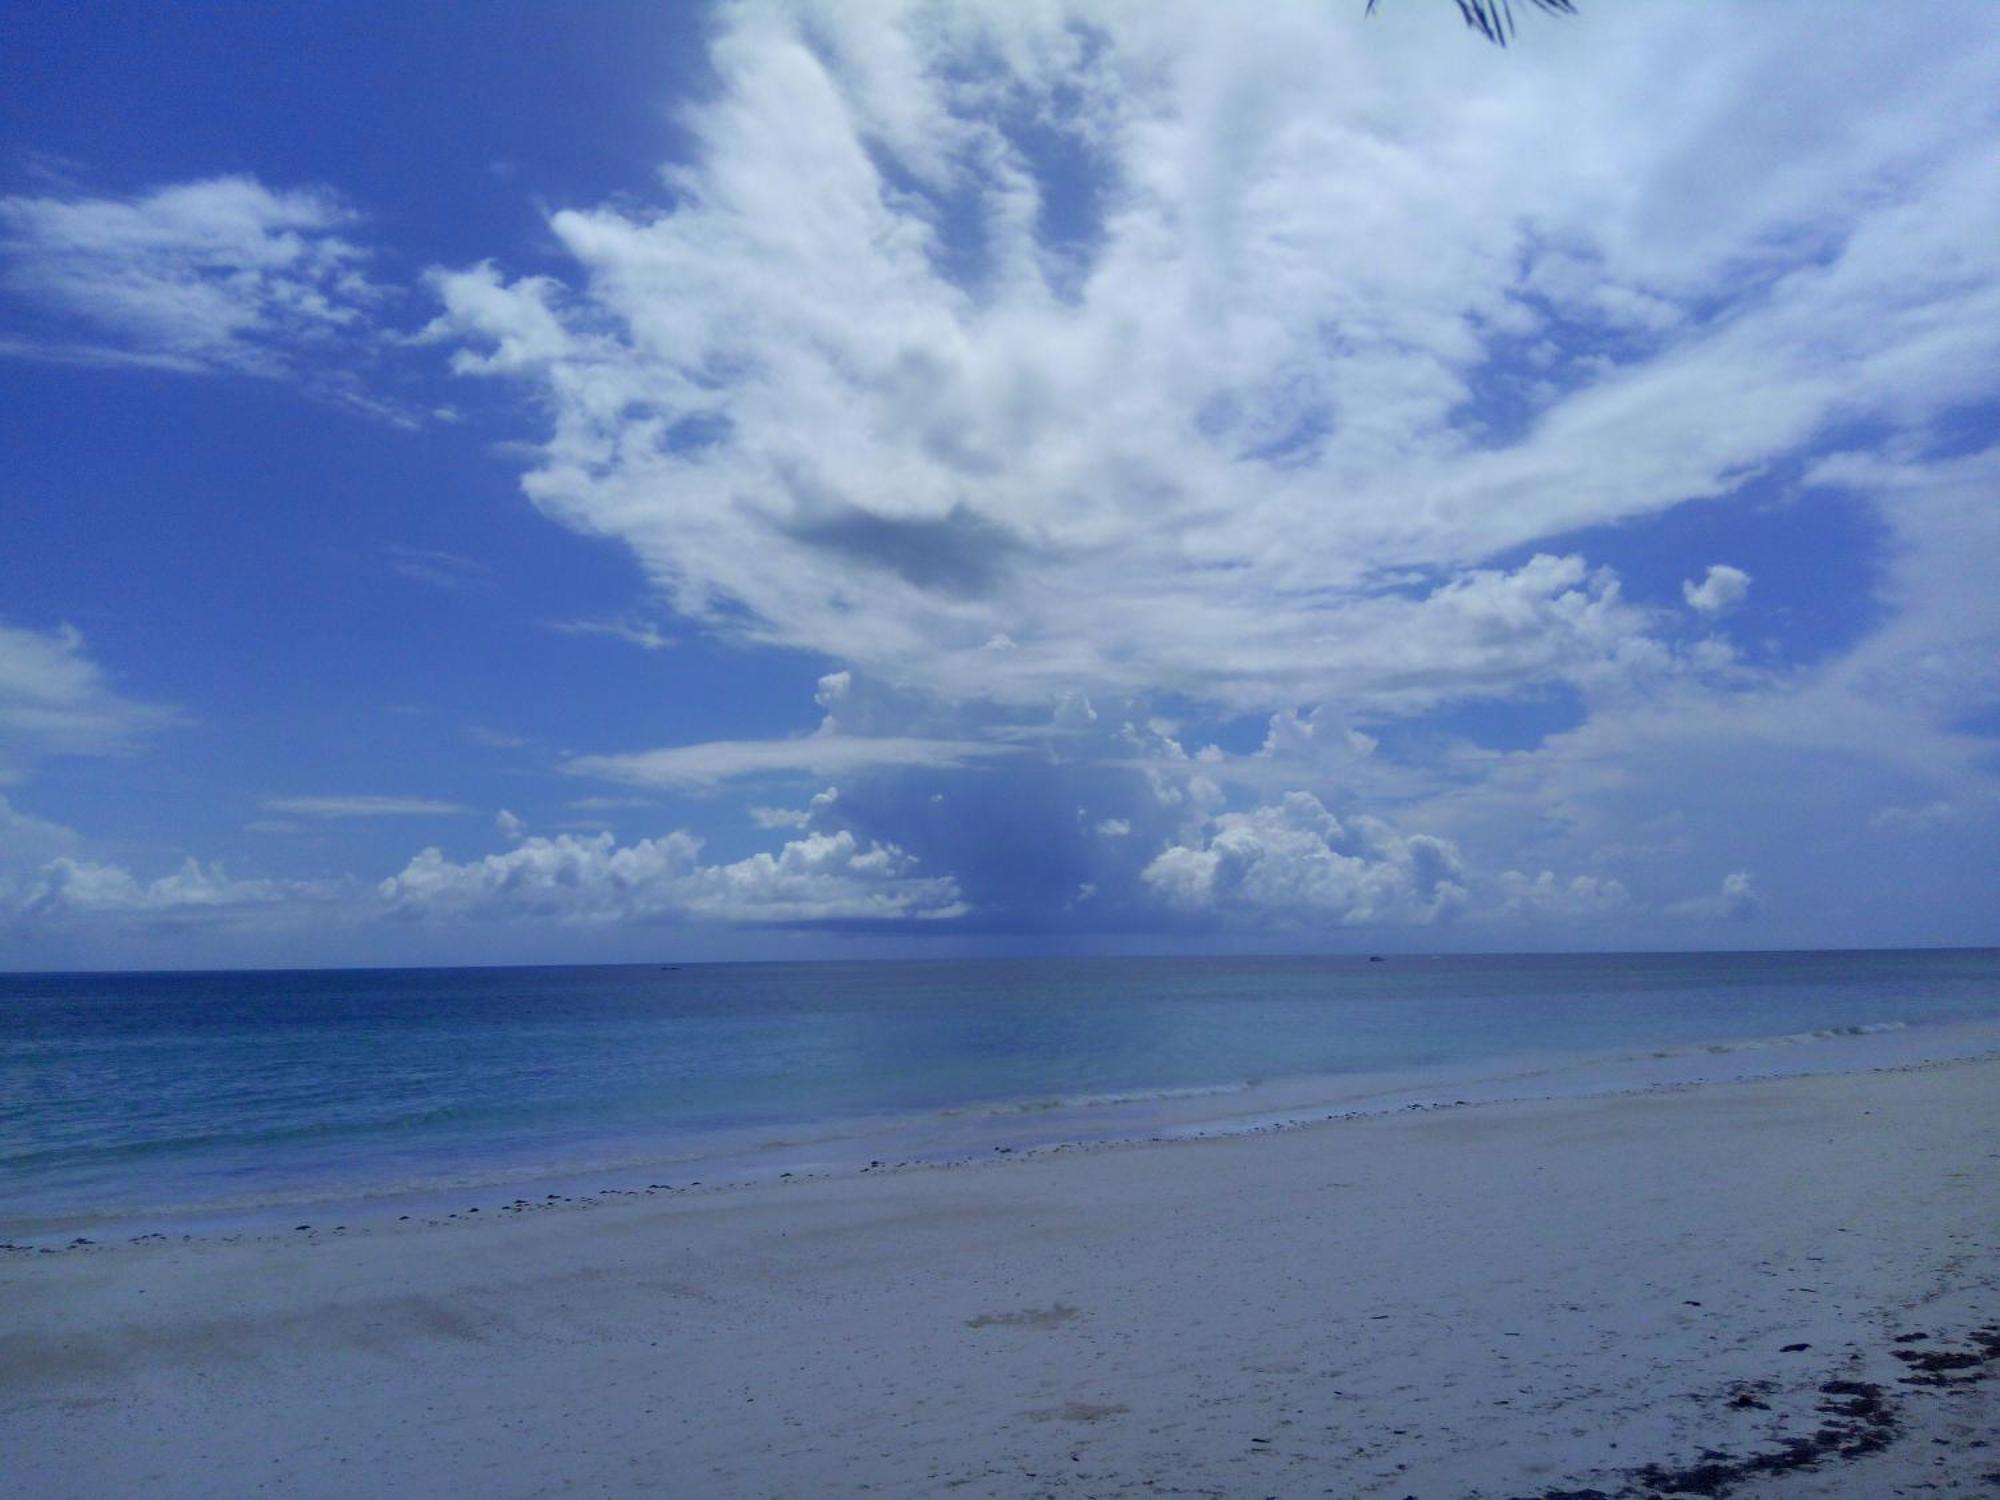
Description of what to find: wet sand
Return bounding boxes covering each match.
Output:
[4,1057,1996,1497]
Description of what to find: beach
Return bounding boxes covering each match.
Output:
[4,1055,1995,1498]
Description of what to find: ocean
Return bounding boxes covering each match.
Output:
[4,949,1997,1240]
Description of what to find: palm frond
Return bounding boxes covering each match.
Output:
[1365,0,1577,47]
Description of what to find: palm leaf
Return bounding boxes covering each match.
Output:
[1366,0,1578,46]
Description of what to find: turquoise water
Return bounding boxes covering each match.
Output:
[4,949,1997,1233]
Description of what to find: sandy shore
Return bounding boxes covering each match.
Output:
[5,1059,1996,1498]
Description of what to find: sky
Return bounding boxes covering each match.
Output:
[2,0,1997,969]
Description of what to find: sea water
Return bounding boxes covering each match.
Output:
[4,949,1997,1238]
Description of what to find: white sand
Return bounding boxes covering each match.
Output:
[5,1059,1996,1498]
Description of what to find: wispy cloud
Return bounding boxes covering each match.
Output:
[0,621,178,782]
[544,617,675,651]
[263,795,473,819]
[0,175,409,420]
[12,856,337,919]
[466,725,532,750]
[426,3,2000,719]
[566,734,1010,791]
[385,546,495,592]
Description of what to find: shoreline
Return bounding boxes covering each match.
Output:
[6,1055,1997,1497]
[9,1012,1999,1248]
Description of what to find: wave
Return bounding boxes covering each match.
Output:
[10,1013,1995,1246]
[955,1081,1253,1117]
[1640,1021,1909,1061]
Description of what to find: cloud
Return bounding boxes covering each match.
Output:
[544,616,675,650]
[11,856,328,919]
[1870,800,1956,835]
[1801,448,2000,757]
[0,175,401,416]
[1667,869,1762,922]
[379,826,965,925]
[1140,791,1467,926]
[263,795,473,818]
[1719,870,1760,919]
[467,725,532,750]
[385,546,495,592]
[1682,564,1751,615]
[9,6,1997,956]
[0,621,177,781]
[566,733,1008,790]
[1495,868,1631,920]
[424,2,1999,720]
[0,794,80,875]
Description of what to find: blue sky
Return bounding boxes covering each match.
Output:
[3,0,1996,968]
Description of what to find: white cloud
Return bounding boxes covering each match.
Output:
[0,621,177,781]
[1682,564,1752,615]
[544,616,674,650]
[1667,869,1762,922]
[9,6,1996,954]
[264,796,472,818]
[467,725,532,750]
[379,826,964,925]
[12,856,328,919]
[0,794,80,876]
[1141,791,1466,926]
[1870,800,1956,835]
[1719,870,1760,919]
[495,808,527,841]
[1801,448,2000,755]
[385,547,494,592]
[425,1,1999,720]
[566,733,1009,790]
[0,175,399,416]
[1495,868,1631,920]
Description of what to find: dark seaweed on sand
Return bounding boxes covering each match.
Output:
[1510,1324,1998,1500]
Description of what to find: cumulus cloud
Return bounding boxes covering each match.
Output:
[1140,791,1466,926]
[424,1,1999,720]
[379,826,965,925]
[1495,868,1631,920]
[1682,564,1752,615]
[0,621,177,781]
[0,175,400,415]
[1667,869,1762,922]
